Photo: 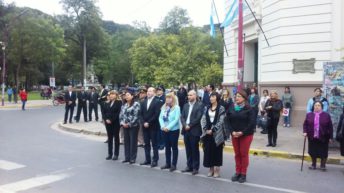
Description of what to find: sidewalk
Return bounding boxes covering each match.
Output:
[57,121,344,165]
[0,100,52,109]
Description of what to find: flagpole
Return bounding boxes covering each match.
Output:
[212,0,229,57]
[237,0,244,90]
[244,0,270,47]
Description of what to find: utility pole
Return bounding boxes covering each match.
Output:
[83,36,87,87]
[237,0,244,90]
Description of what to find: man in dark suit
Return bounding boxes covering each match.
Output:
[156,86,165,150]
[88,87,99,121]
[140,87,162,168]
[64,85,76,124]
[76,86,88,122]
[98,84,108,121]
[181,90,204,175]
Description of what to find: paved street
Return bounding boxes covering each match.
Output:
[1,107,344,193]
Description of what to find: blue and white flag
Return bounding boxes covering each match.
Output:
[210,1,216,37]
[220,0,238,28]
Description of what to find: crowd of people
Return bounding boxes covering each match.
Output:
[5,85,28,110]
[61,84,344,183]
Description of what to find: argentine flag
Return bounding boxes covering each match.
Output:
[220,0,239,28]
[210,1,216,37]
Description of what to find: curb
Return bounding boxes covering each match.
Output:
[58,123,107,137]
[0,104,51,109]
[57,123,344,165]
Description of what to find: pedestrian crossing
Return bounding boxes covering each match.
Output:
[0,159,70,193]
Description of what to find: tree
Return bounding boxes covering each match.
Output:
[59,0,109,85]
[4,8,65,89]
[130,26,220,87]
[158,7,191,35]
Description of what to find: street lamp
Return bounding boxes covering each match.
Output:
[0,41,6,106]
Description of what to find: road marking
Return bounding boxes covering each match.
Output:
[0,160,26,171]
[116,159,306,193]
[0,173,70,193]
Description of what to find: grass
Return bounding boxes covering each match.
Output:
[0,91,45,101]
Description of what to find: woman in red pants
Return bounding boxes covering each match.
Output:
[227,90,255,183]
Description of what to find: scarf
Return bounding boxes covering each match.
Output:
[234,102,245,112]
[313,111,322,139]
[162,106,171,123]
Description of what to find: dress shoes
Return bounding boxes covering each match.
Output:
[151,162,158,168]
[181,167,192,173]
[169,165,176,172]
[192,170,199,175]
[140,161,151,166]
[160,165,171,170]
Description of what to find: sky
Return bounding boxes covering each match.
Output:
[3,0,226,29]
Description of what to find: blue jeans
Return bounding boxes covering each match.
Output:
[283,109,291,125]
[22,100,26,110]
[157,129,165,149]
[163,129,179,167]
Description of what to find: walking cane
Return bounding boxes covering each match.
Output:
[301,136,307,172]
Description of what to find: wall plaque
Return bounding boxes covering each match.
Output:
[292,58,316,73]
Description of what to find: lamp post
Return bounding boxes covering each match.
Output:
[1,42,6,106]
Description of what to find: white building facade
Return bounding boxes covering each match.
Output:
[223,0,344,126]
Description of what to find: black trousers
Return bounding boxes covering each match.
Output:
[64,105,74,123]
[268,117,280,145]
[184,131,200,170]
[123,126,139,162]
[88,102,99,121]
[76,102,87,122]
[105,123,120,157]
[164,130,179,167]
[143,127,159,163]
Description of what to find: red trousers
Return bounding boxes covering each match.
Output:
[231,134,253,175]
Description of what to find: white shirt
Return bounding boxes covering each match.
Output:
[69,91,72,97]
[186,101,196,125]
[147,97,153,110]
[209,109,216,123]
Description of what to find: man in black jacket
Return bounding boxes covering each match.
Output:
[140,87,162,168]
[98,84,108,121]
[181,90,204,175]
[64,85,76,124]
[88,87,99,121]
[76,86,88,123]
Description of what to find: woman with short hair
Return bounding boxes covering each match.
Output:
[265,90,283,147]
[104,90,122,160]
[303,101,333,171]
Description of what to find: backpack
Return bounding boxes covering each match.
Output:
[311,97,328,112]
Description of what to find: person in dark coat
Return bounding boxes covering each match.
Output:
[140,87,162,168]
[265,90,283,147]
[227,90,255,183]
[177,84,188,112]
[303,101,333,171]
[201,92,225,178]
[63,86,76,124]
[220,88,233,141]
[98,84,108,121]
[104,90,122,160]
[181,90,204,175]
[336,106,344,156]
[76,86,88,123]
[88,87,99,121]
[248,88,259,129]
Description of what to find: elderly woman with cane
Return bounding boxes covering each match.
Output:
[303,101,333,171]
